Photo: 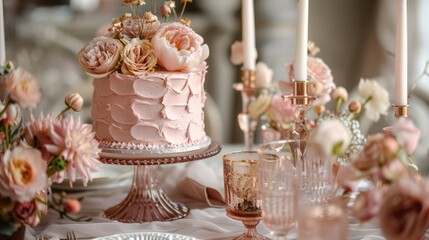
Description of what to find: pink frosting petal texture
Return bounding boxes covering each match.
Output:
[151,23,209,72]
[92,70,207,149]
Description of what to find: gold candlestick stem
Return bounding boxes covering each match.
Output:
[236,69,258,150]
[393,104,408,118]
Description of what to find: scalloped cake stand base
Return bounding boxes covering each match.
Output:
[99,141,222,223]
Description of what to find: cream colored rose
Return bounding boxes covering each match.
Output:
[0,147,47,202]
[379,177,429,240]
[78,37,123,78]
[152,23,209,72]
[121,39,157,76]
[120,16,143,42]
[3,68,41,110]
[141,12,161,40]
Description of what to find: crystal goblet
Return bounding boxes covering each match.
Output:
[258,140,301,239]
[223,151,271,240]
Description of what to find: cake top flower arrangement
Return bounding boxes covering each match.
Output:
[0,62,100,236]
[77,0,209,78]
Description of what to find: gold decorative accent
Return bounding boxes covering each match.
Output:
[285,81,316,105]
[241,69,256,93]
[393,104,408,118]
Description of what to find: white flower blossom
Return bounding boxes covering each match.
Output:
[358,78,390,122]
[311,119,351,158]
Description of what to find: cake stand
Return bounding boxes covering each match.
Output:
[98,139,221,223]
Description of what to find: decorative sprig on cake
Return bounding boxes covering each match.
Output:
[78,0,208,78]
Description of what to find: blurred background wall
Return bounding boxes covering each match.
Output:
[3,0,429,170]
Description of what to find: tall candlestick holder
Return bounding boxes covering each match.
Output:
[284,81,316,141]
[393,104,408,118]
[235,69,258,150]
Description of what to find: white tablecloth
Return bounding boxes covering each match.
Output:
[25,145,384,240]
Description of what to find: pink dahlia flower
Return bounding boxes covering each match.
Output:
[45,115,101,187]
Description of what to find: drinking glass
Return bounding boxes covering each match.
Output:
[258,140,300,239]
[223,151,271,240]
[300,141,334,203]
[298,197,348,240]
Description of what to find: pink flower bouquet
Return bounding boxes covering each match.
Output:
[0,63,100,236]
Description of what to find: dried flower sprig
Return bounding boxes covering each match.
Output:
[48,191,91,222]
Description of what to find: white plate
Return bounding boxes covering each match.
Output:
[93,232,198,240]
[52,165,133,191]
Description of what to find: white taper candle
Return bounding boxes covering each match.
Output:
[395,0,408,106]
[294,0,308,82]
[0,0,5,67]
[242,0,256,70]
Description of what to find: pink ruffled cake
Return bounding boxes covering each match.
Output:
[77,10,210,151]
[91,71,207,150]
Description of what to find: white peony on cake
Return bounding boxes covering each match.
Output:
[77,3,210,152]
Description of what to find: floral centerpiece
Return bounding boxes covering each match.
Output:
[336,118,427,240]
[77,0,208,78]
[230,41,390,163]
[0,62,100,236]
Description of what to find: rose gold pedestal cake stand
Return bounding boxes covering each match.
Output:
[98,139,221,223]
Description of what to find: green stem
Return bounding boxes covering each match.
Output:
[179,2,187,19]
[48,203,92,222]
[335,98,343,115]
[4,124,10,149]
[152,0,156,14]
[56,106,71,121]
[361,96,372,109]
[172,8,178,20]
[0,100,11,117]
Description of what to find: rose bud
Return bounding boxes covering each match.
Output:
[160,3,171,17]
[65,93,84,112]
[349,101,361,113]
[63,198,81,213]
[313,105,325,115]
[331,87,348,101]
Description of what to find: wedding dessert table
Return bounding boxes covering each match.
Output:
[26,145,385,240]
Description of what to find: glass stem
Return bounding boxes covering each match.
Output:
[242,220,260,237]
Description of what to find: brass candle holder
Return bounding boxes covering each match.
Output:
[235,69,258,150]
[393,104,409,118]
[284,81,316,141]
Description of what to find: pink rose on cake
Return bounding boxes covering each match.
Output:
[78,37,123,78]
[141,12,161,39]
[120,14,144,42]
[121,39,157,76]
[152,22,209,72]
